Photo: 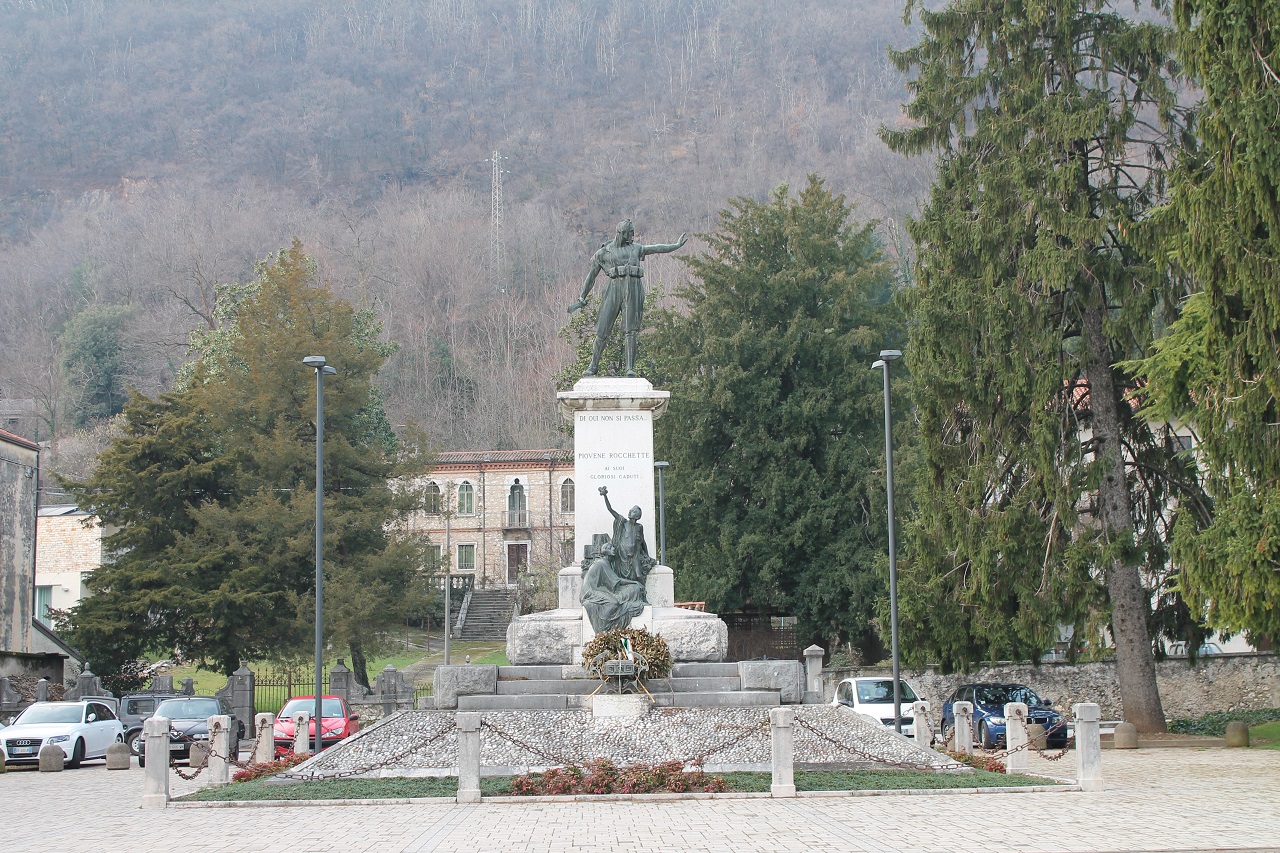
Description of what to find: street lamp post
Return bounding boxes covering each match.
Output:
[872,349,903,733]
[303,355,336,755]
[654,461,669,566]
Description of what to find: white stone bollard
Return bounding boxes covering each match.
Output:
[456,712,482,804]
[803,645,824,703]
[207,715,232,787]
[953,701,974,754]
[769,706,796,797]
[911,700,931,745]
[1073,702,1103,791]
[253,712,276,764]
[1004,702,1029,773]
[141,716,170,809]
[292,712,311,756]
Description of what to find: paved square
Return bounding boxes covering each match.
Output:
[2,748,1278,852]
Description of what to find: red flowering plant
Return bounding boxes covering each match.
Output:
[231,752,310,783]
[507,758,729,795]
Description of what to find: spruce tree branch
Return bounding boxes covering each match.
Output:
[1254,41,1280,87]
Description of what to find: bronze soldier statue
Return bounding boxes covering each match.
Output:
[569,219,687,378]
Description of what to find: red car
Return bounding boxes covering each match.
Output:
[272,695,359,755]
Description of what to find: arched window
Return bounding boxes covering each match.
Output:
[424,482,442,514]
[457,482,474,515]
[508,478,527,512]
[560,478,575,513]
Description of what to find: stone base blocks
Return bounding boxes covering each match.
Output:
[291,712,311,756]
[207,714,232,787]
[105,742,131,770]
[434,660,805,711]
[38,744,64,772]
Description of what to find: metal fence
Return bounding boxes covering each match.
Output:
[255,672,331,715]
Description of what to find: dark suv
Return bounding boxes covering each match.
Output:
[118,692,179,757]
[137,695,242,767]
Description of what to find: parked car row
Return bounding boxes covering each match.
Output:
[832,677,1068,750]
[1,692,361,770]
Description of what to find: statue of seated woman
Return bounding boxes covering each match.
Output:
[580,542,647,634]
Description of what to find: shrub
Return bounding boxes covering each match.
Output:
[945,751,1005,773]
[1168,709,1280,737]
[508,759,729,795]
[581,627,673,679]
[231,752,309,783]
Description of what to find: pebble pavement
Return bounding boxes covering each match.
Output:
[293,706,954,777]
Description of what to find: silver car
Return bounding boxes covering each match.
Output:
[1,700,125,767]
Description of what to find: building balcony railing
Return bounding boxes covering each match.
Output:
[504,510,529,529]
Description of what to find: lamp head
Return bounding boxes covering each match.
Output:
[871,360,886,370]
[879,349,903,361]
[654,461,669,470]
[303,355,327,368]
[322,365,337,376]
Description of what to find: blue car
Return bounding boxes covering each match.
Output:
[940,683,1068,750]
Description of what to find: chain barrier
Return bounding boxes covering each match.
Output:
[980,715,1074,762]
[276,719,456,781]
[481,721,583,767]
[682,719,770,768]
[794,716,968,773]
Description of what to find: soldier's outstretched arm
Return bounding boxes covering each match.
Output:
[640,233,688,257]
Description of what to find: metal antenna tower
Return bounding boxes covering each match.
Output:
[487,151,508,290]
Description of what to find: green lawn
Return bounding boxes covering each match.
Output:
[178,767,1054,803]
[1249,720,1280,749]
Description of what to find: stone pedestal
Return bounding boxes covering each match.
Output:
[590,694,651,718]
[507,377,729,665]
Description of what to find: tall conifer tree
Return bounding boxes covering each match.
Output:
[652,177,905,652]
[882,0,1196,729]
[1135,0,1280,641]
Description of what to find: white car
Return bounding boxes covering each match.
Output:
[832,676,921,737]
[1,700,125,767]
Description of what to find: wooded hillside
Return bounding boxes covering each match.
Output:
[0,0,931,484]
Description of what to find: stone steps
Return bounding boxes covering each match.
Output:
[494,677,743,695]
[456,689,781,711]
[458,590,516,640]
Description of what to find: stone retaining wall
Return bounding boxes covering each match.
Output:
[824,652,1279,721]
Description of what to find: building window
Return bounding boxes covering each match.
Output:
[507,479,528,528]
[424,482,442,514]
[35,585,53,627]
[457,544,476,573]
[560,478,575,513]
[425,543,442,572]
[457,482,474,515]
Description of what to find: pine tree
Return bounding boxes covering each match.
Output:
[882,0,1197,730]
[652,177,905,653]
[65,243,429,685]
[1134,0,1280,642]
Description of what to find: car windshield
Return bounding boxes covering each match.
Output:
[154,699,223,719]
[279,698,344,718]
[856,679,918,703]
[976,685,1042,706]
[14,704,83,725]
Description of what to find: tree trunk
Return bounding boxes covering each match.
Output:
[1082,299,1167,732]
[350,639,371,691]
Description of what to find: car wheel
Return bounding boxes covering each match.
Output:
[125,730,141,756]
[67,738,84,769]
[137,750,145,768]
[979,721,995,750]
